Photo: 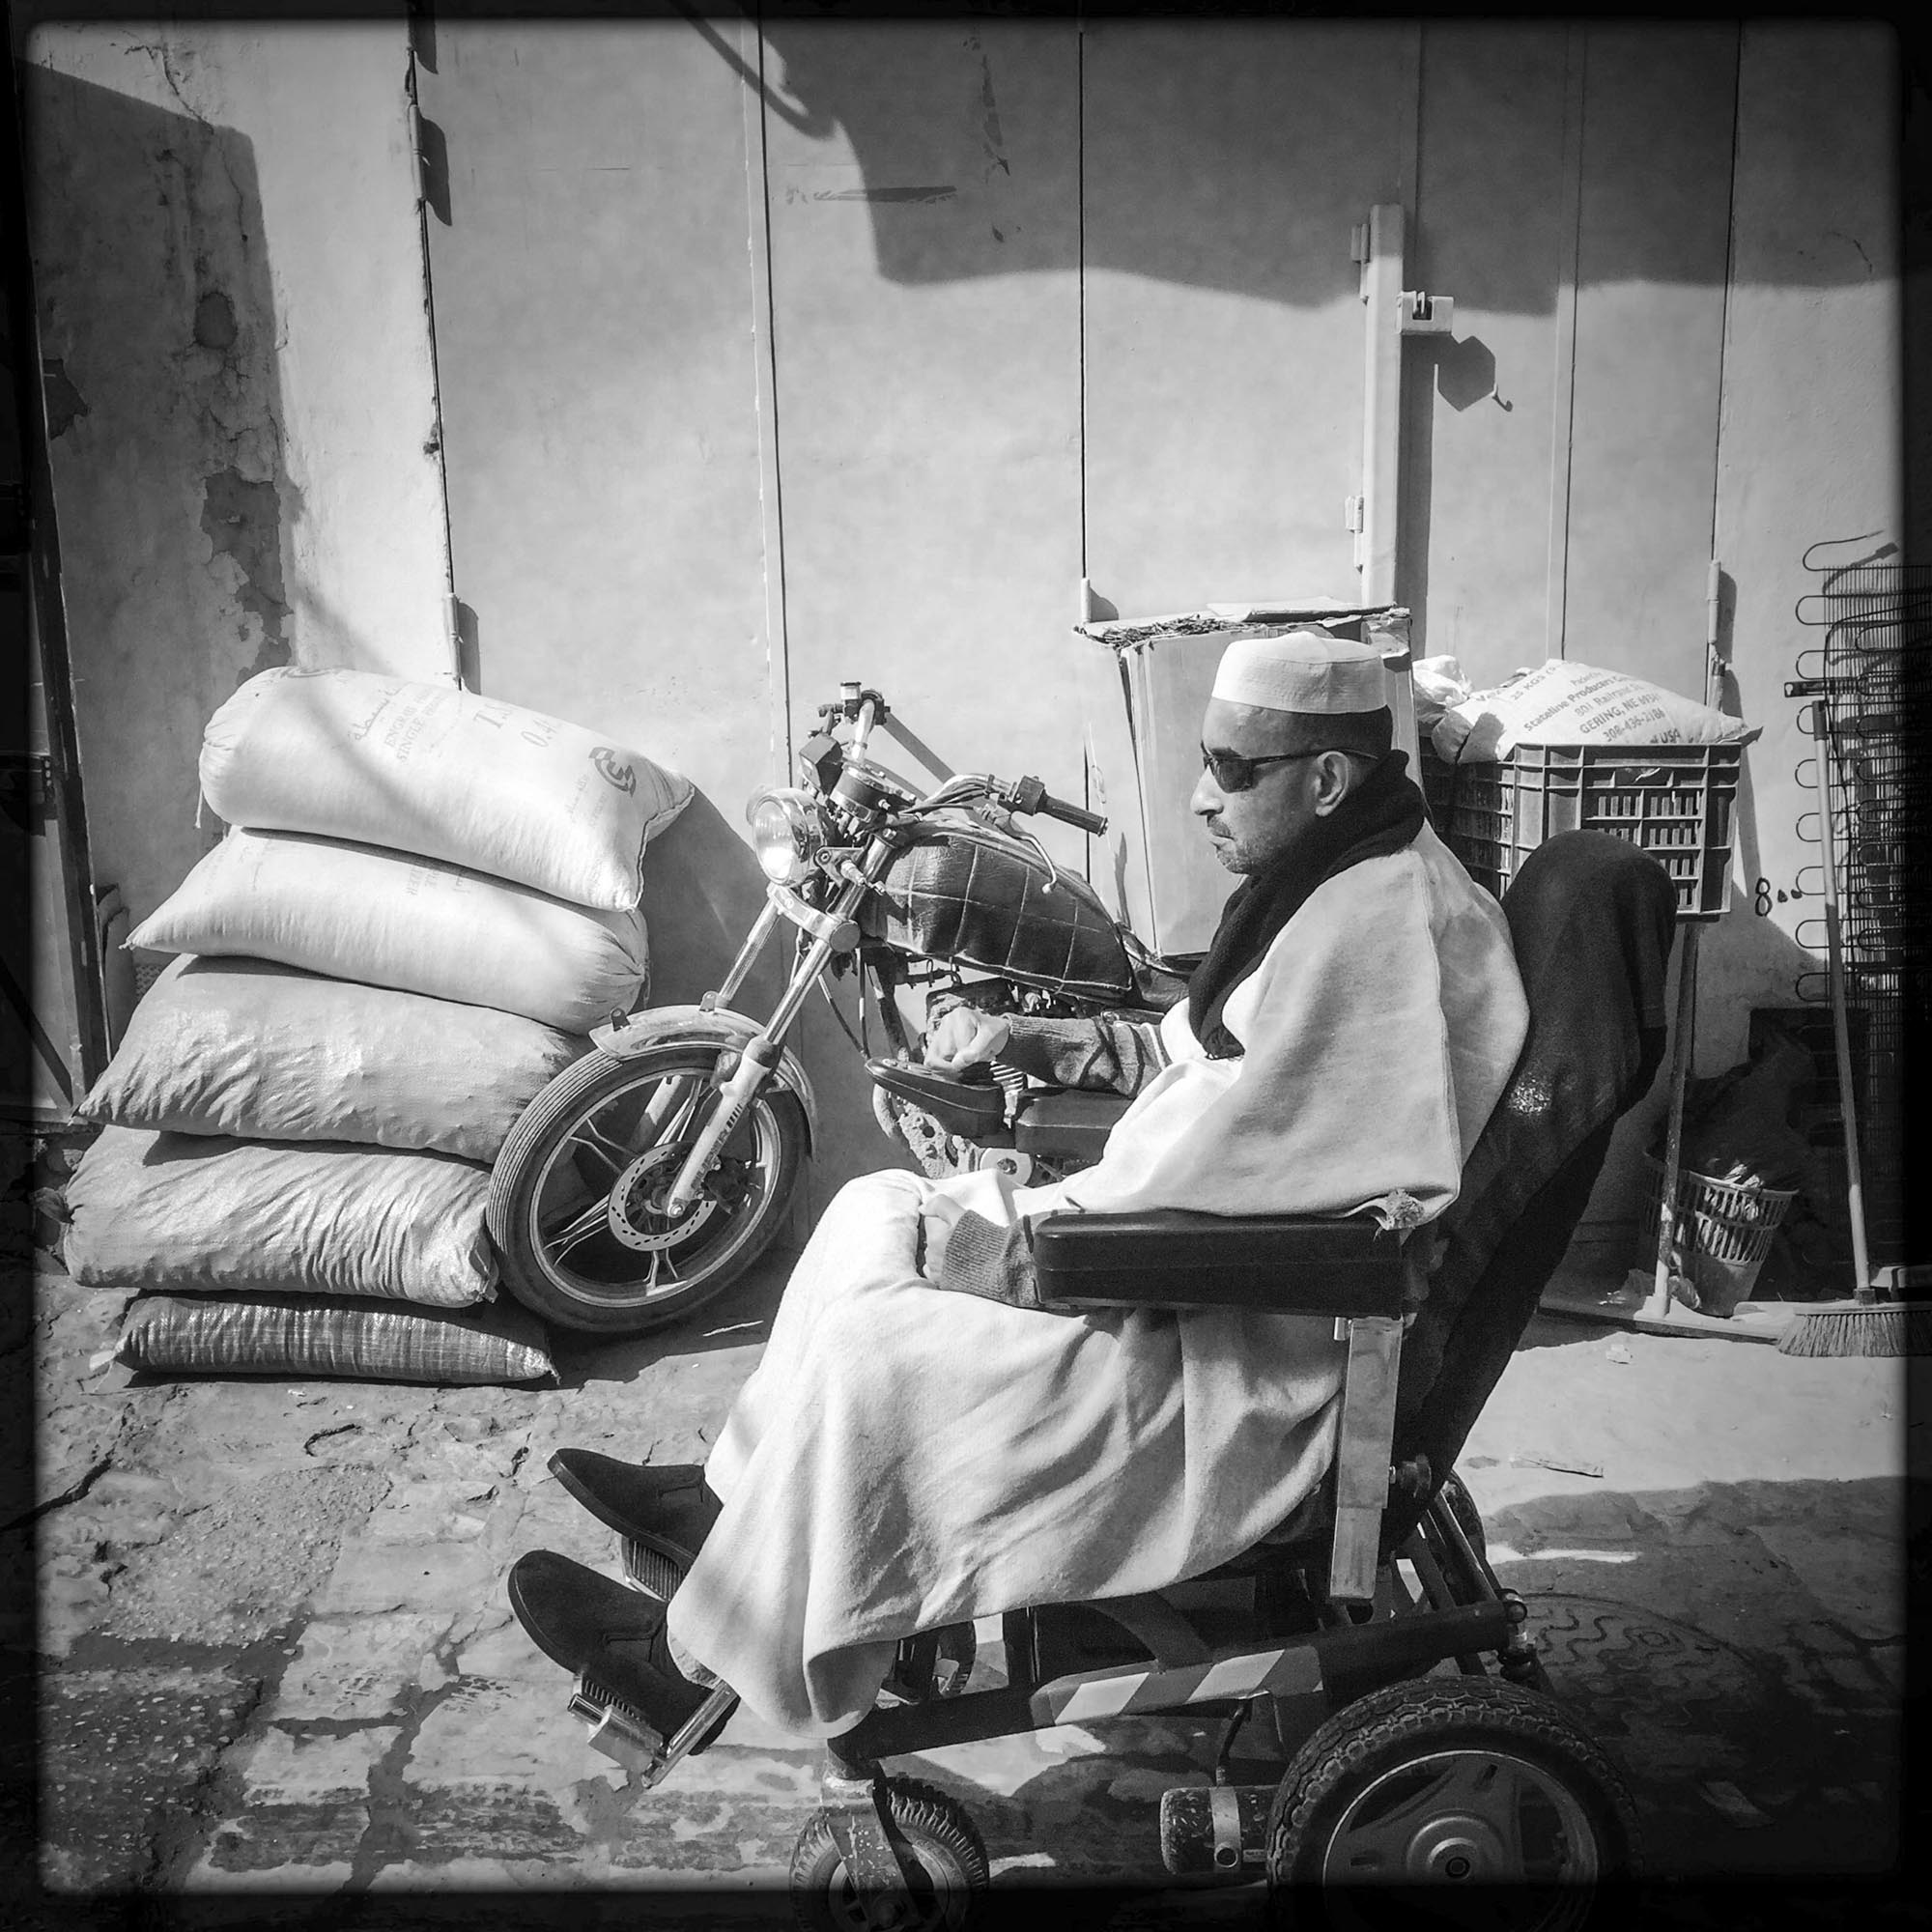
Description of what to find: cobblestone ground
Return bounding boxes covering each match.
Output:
[8,1222,1924,1928]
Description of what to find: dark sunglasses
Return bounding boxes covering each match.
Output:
[1199,745,1321,792]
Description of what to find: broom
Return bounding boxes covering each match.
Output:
[1777,686,1927,1356]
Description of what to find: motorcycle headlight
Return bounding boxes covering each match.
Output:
[746,787,819,884]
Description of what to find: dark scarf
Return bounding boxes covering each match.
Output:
[1186,752,1427,1059]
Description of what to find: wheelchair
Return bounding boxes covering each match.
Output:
[535,830,1678,1928]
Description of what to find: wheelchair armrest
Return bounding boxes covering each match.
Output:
[1011,1088,1128,1162]
[1029,1208,1419,1318]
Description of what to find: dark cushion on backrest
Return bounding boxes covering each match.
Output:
[1386,832,1677,1534]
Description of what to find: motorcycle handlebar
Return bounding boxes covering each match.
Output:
[1003,775,1108,837]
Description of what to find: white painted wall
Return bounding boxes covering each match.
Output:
[21,19,446,932]
[227,28,451,682]
[1701,21,1904,1073]
[23,19,1905,1240]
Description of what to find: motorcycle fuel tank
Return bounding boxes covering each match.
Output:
[865,823,1136,1002]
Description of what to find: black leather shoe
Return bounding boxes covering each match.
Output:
[549,1451,721,1598]
[507,1548,715,1739]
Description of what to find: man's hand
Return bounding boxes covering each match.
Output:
[918,1190,970,1281]
[923,1006,1012,1075]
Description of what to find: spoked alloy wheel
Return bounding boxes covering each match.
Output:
[1266,1678,1640,1931]
[487,1043,806,1335]
[790,1777,988,1932]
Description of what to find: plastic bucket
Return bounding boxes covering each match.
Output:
[1638,1157,1799,1318]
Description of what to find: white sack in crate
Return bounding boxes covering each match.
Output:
[200,667,692,910]
[63,1125,496,1308]
[77,955,589,1162]
[1411,655,1474,733]
[1432,659,1760,763]
[128,829,648,1033]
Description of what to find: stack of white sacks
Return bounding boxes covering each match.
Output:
[61,667,691,1386]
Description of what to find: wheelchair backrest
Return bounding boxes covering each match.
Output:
[1386,831,1677,1536]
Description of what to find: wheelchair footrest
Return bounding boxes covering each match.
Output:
[567,1672,738,1789]
[568,1672,666,1777]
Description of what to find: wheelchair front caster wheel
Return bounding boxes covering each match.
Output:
[1264,1677,1640,1929]
[790,1776,989,1931]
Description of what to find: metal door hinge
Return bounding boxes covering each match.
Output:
[408,95,451,226]
[1344,496,1365,534]
[439,593,468,689]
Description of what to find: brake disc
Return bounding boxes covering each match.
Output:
[605,1143,720,1253]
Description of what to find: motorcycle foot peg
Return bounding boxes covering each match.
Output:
[620,1536,690,1603]
[1158,1783,1272,1879]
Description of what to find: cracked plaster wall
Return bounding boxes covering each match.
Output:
[21,22,448,933]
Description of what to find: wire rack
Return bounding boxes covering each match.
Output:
[1791,539,1929,1271]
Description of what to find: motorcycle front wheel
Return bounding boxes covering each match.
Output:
[487,1043,808,1335]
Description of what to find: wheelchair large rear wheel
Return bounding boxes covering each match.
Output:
[1265,1677,1639,1930]
[790,1776,988,1931]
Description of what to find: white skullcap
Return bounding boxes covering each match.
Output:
[1211,629,1387,715]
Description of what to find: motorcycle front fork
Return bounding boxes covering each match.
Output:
[662,878,869,1216]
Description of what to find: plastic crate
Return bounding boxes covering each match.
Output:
[1419,742,1741,920]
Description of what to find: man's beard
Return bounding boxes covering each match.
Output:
[1206,823,1254,872]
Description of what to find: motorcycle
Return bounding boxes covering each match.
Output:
[485,683,1188,1335]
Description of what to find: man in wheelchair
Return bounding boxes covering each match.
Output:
[508,631,1676,1915]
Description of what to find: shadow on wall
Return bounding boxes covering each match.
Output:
[24,64,297,912]
[636,791,779,1013]
[1559,887,1883,1308]
[736,17,1886,305]
[757,16,1378,305]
